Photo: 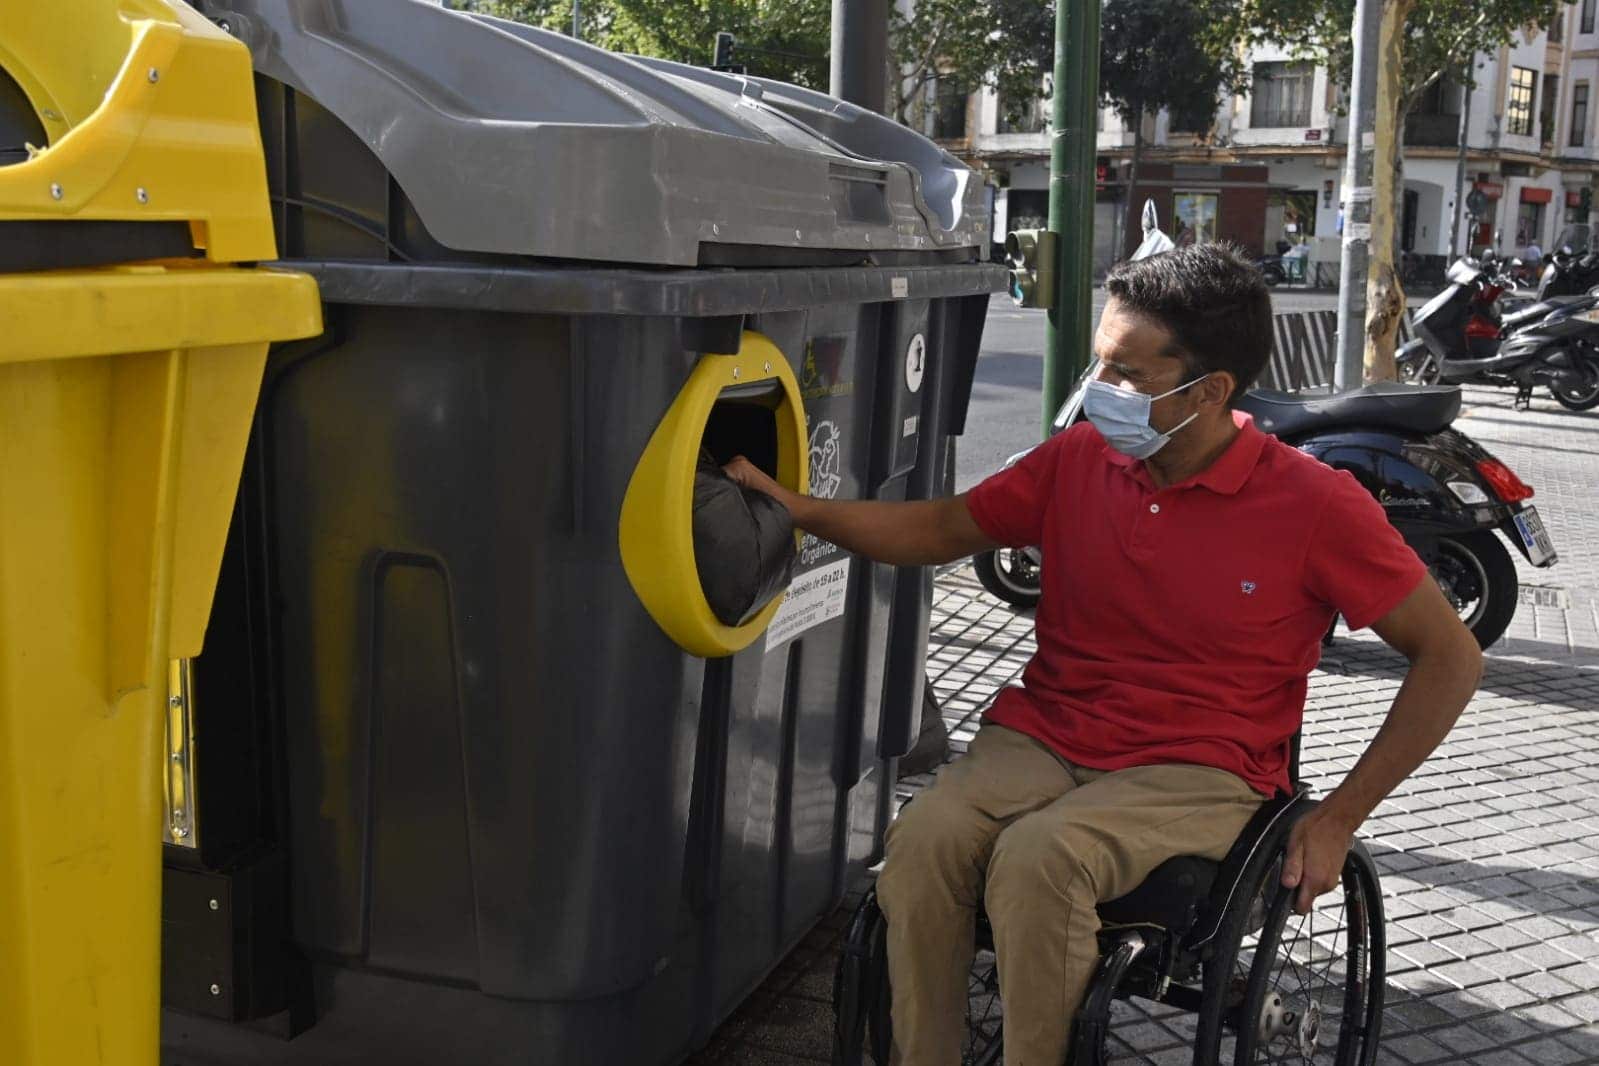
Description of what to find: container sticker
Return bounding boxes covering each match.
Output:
[766,558,852,650]
[800,418,845,568]
[891,277,910,298]
[808,419,843,500]
[903,415,919,437]
[905,332,926,393]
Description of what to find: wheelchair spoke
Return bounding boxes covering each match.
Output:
[963,950,1004,1066]
[1236,853,1378,1066]
[1311,895,1349,992]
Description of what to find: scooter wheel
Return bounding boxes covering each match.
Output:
[973,549,1042,610]
[1432,531,1519,649]
[1549,380,1599,411]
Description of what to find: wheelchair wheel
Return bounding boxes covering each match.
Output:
[837,890,1006,1066]
[1234,840,1385,1064]
[862,938,1007,1066]
[1194,831,1386,1065]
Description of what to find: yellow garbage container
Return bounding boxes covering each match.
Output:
[0,4,320,1065]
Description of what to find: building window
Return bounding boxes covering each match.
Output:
[1508,66,1537,136]
[1574,83,1590,146]
[1585,0,1595,34]
[1169,96,1217,134]
[1542,73,1560,145]
[1173,191,1219,245]
[1517,200,1547,249]
[932,77,967,140]
[1551,2,1565,42]
[1250,62,1314,128]
[997,93,1049,135]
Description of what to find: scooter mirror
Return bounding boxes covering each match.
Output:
[1051,363,1099,435]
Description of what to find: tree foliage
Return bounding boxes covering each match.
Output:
[1228,0,1572,110]
[1100,0,1249,132]
[890,0,1053,123]
[464,0,1056,116]
[460,0,831,88]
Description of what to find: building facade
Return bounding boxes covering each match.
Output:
[928,7,1599,278]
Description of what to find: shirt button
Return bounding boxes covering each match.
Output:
[1149,503,1161,514]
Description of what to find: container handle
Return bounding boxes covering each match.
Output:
[620,331,809,658]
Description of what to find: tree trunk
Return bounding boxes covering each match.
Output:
[1363,0,1414,383]
[1123,109,1144,261]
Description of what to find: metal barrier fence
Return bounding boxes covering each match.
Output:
[1261,309,1415,392]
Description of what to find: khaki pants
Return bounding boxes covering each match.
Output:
[876,723,1263,1066]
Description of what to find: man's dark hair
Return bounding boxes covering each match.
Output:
[1104,243,1272,405]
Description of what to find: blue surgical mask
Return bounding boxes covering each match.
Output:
[1083,374,1210,459]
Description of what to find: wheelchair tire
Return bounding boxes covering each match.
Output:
[834,891,893,1066]
[1192,807,1386,1066]
[1234,839,1385,1065]
[836,889,1007,1066]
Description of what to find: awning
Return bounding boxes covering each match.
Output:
[1520,186,1554,204]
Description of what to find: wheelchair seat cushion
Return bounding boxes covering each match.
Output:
[1096,855,1218,936]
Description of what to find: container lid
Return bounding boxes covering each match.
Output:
[0,0,281,263]
[204,0,992,268]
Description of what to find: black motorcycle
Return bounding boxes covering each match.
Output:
[973,376,1556,650]
[1396,257,1599,411]
[1535,245,1599,300]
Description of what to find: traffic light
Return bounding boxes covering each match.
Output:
[1582,185,1593,215]
[712,32,737,70]
[1005,229,1056,308]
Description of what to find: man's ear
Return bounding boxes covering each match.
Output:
[1200,371,1236,408]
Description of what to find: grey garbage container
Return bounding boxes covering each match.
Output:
[160,3,1005,1064]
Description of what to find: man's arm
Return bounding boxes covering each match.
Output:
[1281,579,1483,913]
[723,456,1001,566]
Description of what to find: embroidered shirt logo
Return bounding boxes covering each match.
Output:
[1240,580,1257,595]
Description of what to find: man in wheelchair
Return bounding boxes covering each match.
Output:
[725,244,1484,1065]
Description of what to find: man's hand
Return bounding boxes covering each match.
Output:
[1280,579,1479,915]
[1279,804,1359,914]
[724,455,787,501]
[721,455,999,567]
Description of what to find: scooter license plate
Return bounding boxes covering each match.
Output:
[1513,507,1557,567]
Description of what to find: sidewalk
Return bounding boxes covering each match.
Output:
[688,384,1599,1066]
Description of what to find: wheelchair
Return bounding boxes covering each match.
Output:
[832,738,1387,1066]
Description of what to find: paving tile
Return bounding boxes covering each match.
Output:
[1506,1036,1593,1065]
[1556,1025,1599,1063]
[1381,1033,1453,1063]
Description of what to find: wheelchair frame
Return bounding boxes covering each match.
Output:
[833,736,1389,1066]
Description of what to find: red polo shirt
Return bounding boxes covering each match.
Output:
[965,412,1427,796]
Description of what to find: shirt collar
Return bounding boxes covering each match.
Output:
[1103,410,1267,495]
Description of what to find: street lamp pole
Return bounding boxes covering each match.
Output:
[830,0,888,112]
[1452,63,1475,257]
[1333,0,1382,391]
[1042,0,1102,435]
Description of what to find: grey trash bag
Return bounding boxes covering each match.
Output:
[693,449,798,627]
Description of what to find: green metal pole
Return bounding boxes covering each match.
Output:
[1043,0,1102,435]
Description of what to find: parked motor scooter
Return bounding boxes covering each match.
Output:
[972,370,1556,650]
[1396,256,1599,410]
[1535,244,1599,300]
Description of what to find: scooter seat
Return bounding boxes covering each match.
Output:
[1238,382,1462,438]
[1502,294,1588,330]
